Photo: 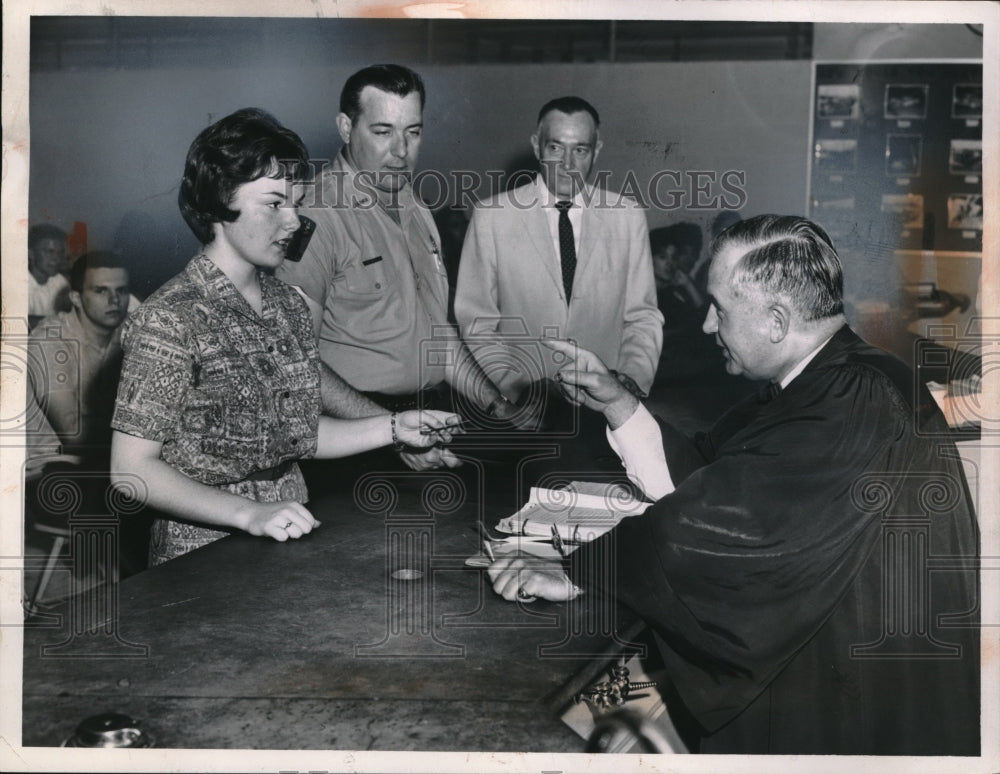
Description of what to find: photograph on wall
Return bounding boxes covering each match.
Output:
[816,83,860,120]
[884,83,929,119]
[949,139,983,175]
[814,61,984,254]
[814,138,857,172]
[952,83,983,118]
[809,196,856,241]
[811,196,855,212]
[946,193,984,230]
[885,134,922,176]
[881,193,924,230]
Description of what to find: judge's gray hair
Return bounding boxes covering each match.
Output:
[713,215,844,321]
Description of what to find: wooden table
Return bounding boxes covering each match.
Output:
[21,466,645,751]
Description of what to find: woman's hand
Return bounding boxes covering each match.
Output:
[399,446,463,470]
[240,500,320,541]
[111,430,322,543]
[486,553,584,603]
[394,410,463,448]
[316,411,462,459]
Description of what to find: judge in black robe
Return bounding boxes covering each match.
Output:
[580,325,979,754]
[488,215,980,756]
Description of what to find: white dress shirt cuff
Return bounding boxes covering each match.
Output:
[606,403,674,501]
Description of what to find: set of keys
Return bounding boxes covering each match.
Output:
[575,657,659,710]
[477,521,574,602]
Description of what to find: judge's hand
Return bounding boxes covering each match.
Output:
[487,553,584,603]
[541,338,639,429]
[399,446,462,470]
[241,500,320,541]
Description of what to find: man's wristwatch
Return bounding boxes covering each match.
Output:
[608,370,648,399]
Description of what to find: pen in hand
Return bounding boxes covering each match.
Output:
[420,418,471,435]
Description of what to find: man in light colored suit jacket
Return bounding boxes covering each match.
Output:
[455,96,663,408]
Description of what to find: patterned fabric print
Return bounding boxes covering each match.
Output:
[112,254,321,563]
[148,470,305,565]
[149,520,231,566]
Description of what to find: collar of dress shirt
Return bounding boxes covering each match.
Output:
[534,174,588,209]
[63,304,117,354]
[779,331,837,389]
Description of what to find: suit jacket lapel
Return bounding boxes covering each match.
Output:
[524,199,565,296]
[574,202,607,298]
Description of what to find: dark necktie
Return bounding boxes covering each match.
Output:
[555,200,576,302]
[759,382,782,404]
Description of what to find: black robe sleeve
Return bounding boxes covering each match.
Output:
[569,347,980,752]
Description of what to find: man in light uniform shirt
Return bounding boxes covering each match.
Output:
[278,64,524,470]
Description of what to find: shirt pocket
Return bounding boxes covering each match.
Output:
[343,255,390,295]
[181,399,225,436]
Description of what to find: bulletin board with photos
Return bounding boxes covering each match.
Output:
[810,62,983,256]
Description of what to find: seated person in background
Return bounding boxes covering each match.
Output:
[27,223,70,326]
[23,390,62,461]
[650,221,720,381]
[27,251,151,576]
[650,221,705,317]
[488,215,979,756]
[27,250,131,460]
[110,108,460,565]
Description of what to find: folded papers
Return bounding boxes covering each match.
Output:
[496,481,650,542]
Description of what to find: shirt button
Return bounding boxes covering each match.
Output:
[268,345,275,353]
[283,391,290,398]
[374,282,381,289]
[291,438,299,446]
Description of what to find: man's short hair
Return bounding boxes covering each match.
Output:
[340,64,426,124]
[69,251,129,293]
[713,215,844,321]
[710,209,742,239]
[650,222,703,257]
[178,107,310,244]
[536,96,600,128]
[28,223,67,250]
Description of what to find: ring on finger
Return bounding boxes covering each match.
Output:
[283,520,293,529]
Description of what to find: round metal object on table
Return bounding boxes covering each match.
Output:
[62,712,154,748]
